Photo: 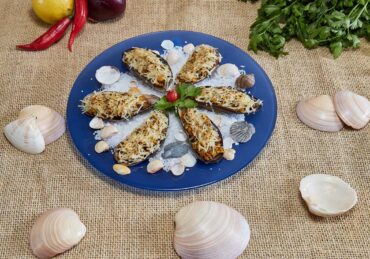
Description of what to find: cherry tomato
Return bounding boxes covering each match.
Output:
[166,90,179,102]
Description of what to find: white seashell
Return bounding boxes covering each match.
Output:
[223,148,236,160]
[181,153,197,168]
[161,40,174,50]
[300,174,357,217]
[19,105,65,145]
[166,50,181,65]
[113,164,131,175]
[217,63,240,78]
[95,141,109,153]
[174,201,250,259]
[89,117,105,130]
[95,66,121,85]
[296,95,344,132]
[147,159,164,174]
[30,208,86,259]
[100,125,118,139]
[4,116,45,154]
[183,43,195,54]
[171,163,185,176]
[334,90,370,129]
[174,132,187,142]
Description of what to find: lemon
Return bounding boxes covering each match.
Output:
[32,0,74,24]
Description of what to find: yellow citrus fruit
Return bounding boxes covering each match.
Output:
[32,0,74,24]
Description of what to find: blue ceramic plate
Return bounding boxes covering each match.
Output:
[67,30,277,191]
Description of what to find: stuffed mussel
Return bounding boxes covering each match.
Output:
[176,45,221,84]
[195,86,262,114]
[178,108,224,163]
[114,110,169,166]
[81,91,159,120]
[122,48,173,91]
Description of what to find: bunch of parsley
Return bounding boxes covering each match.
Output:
[154,84,201,112]
[240,0,370,58]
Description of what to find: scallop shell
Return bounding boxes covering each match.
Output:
[95,66,121,85]
[296,95,344,132]
[230,121,255,143]
[19,105,65,145]
[30,208,86,259]
[300,174,357,217]
[174,201,250,259]
[4,116,45,154]
[334,90,370,129]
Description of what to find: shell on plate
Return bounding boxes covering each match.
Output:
[174,201,250,259]
[299,174,357,217]
[4,116,45,154]
[30,208,86,259]
[19,105,65,145]
[334,90,370,129]
[217,63,240,78]
[296,95,344,132]
[230,121,255,143]
[95,65,121,85]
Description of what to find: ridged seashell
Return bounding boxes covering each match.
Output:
[296,95,344,132]
[30,208,86,259]
[162,141,189,159]
[4,116,45,154]
[230,121,255,143]
[300,174,357,217]
[334,90,370,129]
[235,74,255,89]
[19,105,65,145]
[95,66,121,85]
[217,63,240,78]
[174,201,250,259]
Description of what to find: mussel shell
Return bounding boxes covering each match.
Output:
[122,48,173,92]
[230,121,255,143]
[162,141,190,159]
[178,109,224,164]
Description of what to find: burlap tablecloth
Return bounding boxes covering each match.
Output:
[1,0,369,258]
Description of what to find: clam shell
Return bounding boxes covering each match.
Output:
[95,66,121,85]
[19,105,65,145]
[217,63,240,78]
[230,121,255,143]
[296,95,344,132]
[30,208,86,259]
[174,201,250,259]
[299,174,357,217]
[334,90,370,129]
[4,116,45,154]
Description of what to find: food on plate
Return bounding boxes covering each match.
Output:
[178,108,224,163]
[195,86,262,114]
[236,74,255,89]
[81,91,159,120]
[122,48,173,91]
[176,44,221,84]
[114,110,169,166]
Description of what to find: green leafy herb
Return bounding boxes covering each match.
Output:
[154,84,202,112]
[242,0,370,58]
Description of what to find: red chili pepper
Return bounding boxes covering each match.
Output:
[68,0,88,51]
[17,16,72,51]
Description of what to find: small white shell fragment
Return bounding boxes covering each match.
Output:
[171,163,185,176]
[166,50,181,65]
[147,159,164,174]
[223,137,234,149]
[95,66,121,85]
[299,174,358,217]
[183,43,195,54]
[89,117,105,130]
[223,148,236,160]
[113,164,131,175]
[95,141,109,153]
[217,63,240,78]
[161,40,174,50]
[174,132,187,142]
[4,116,45,154]
[181,153,197,168]
[100,125,118,139]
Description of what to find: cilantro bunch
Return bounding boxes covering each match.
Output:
[241,0,370,58]
[154,84,202,112]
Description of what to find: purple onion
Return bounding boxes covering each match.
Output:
[88,0,126,22]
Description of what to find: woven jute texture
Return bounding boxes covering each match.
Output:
[1,0,369,258]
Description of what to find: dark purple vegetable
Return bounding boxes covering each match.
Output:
[88,0,126,22]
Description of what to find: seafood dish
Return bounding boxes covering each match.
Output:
[114,110,169,166]
[81,91,158,120]
[122,47,173,91]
